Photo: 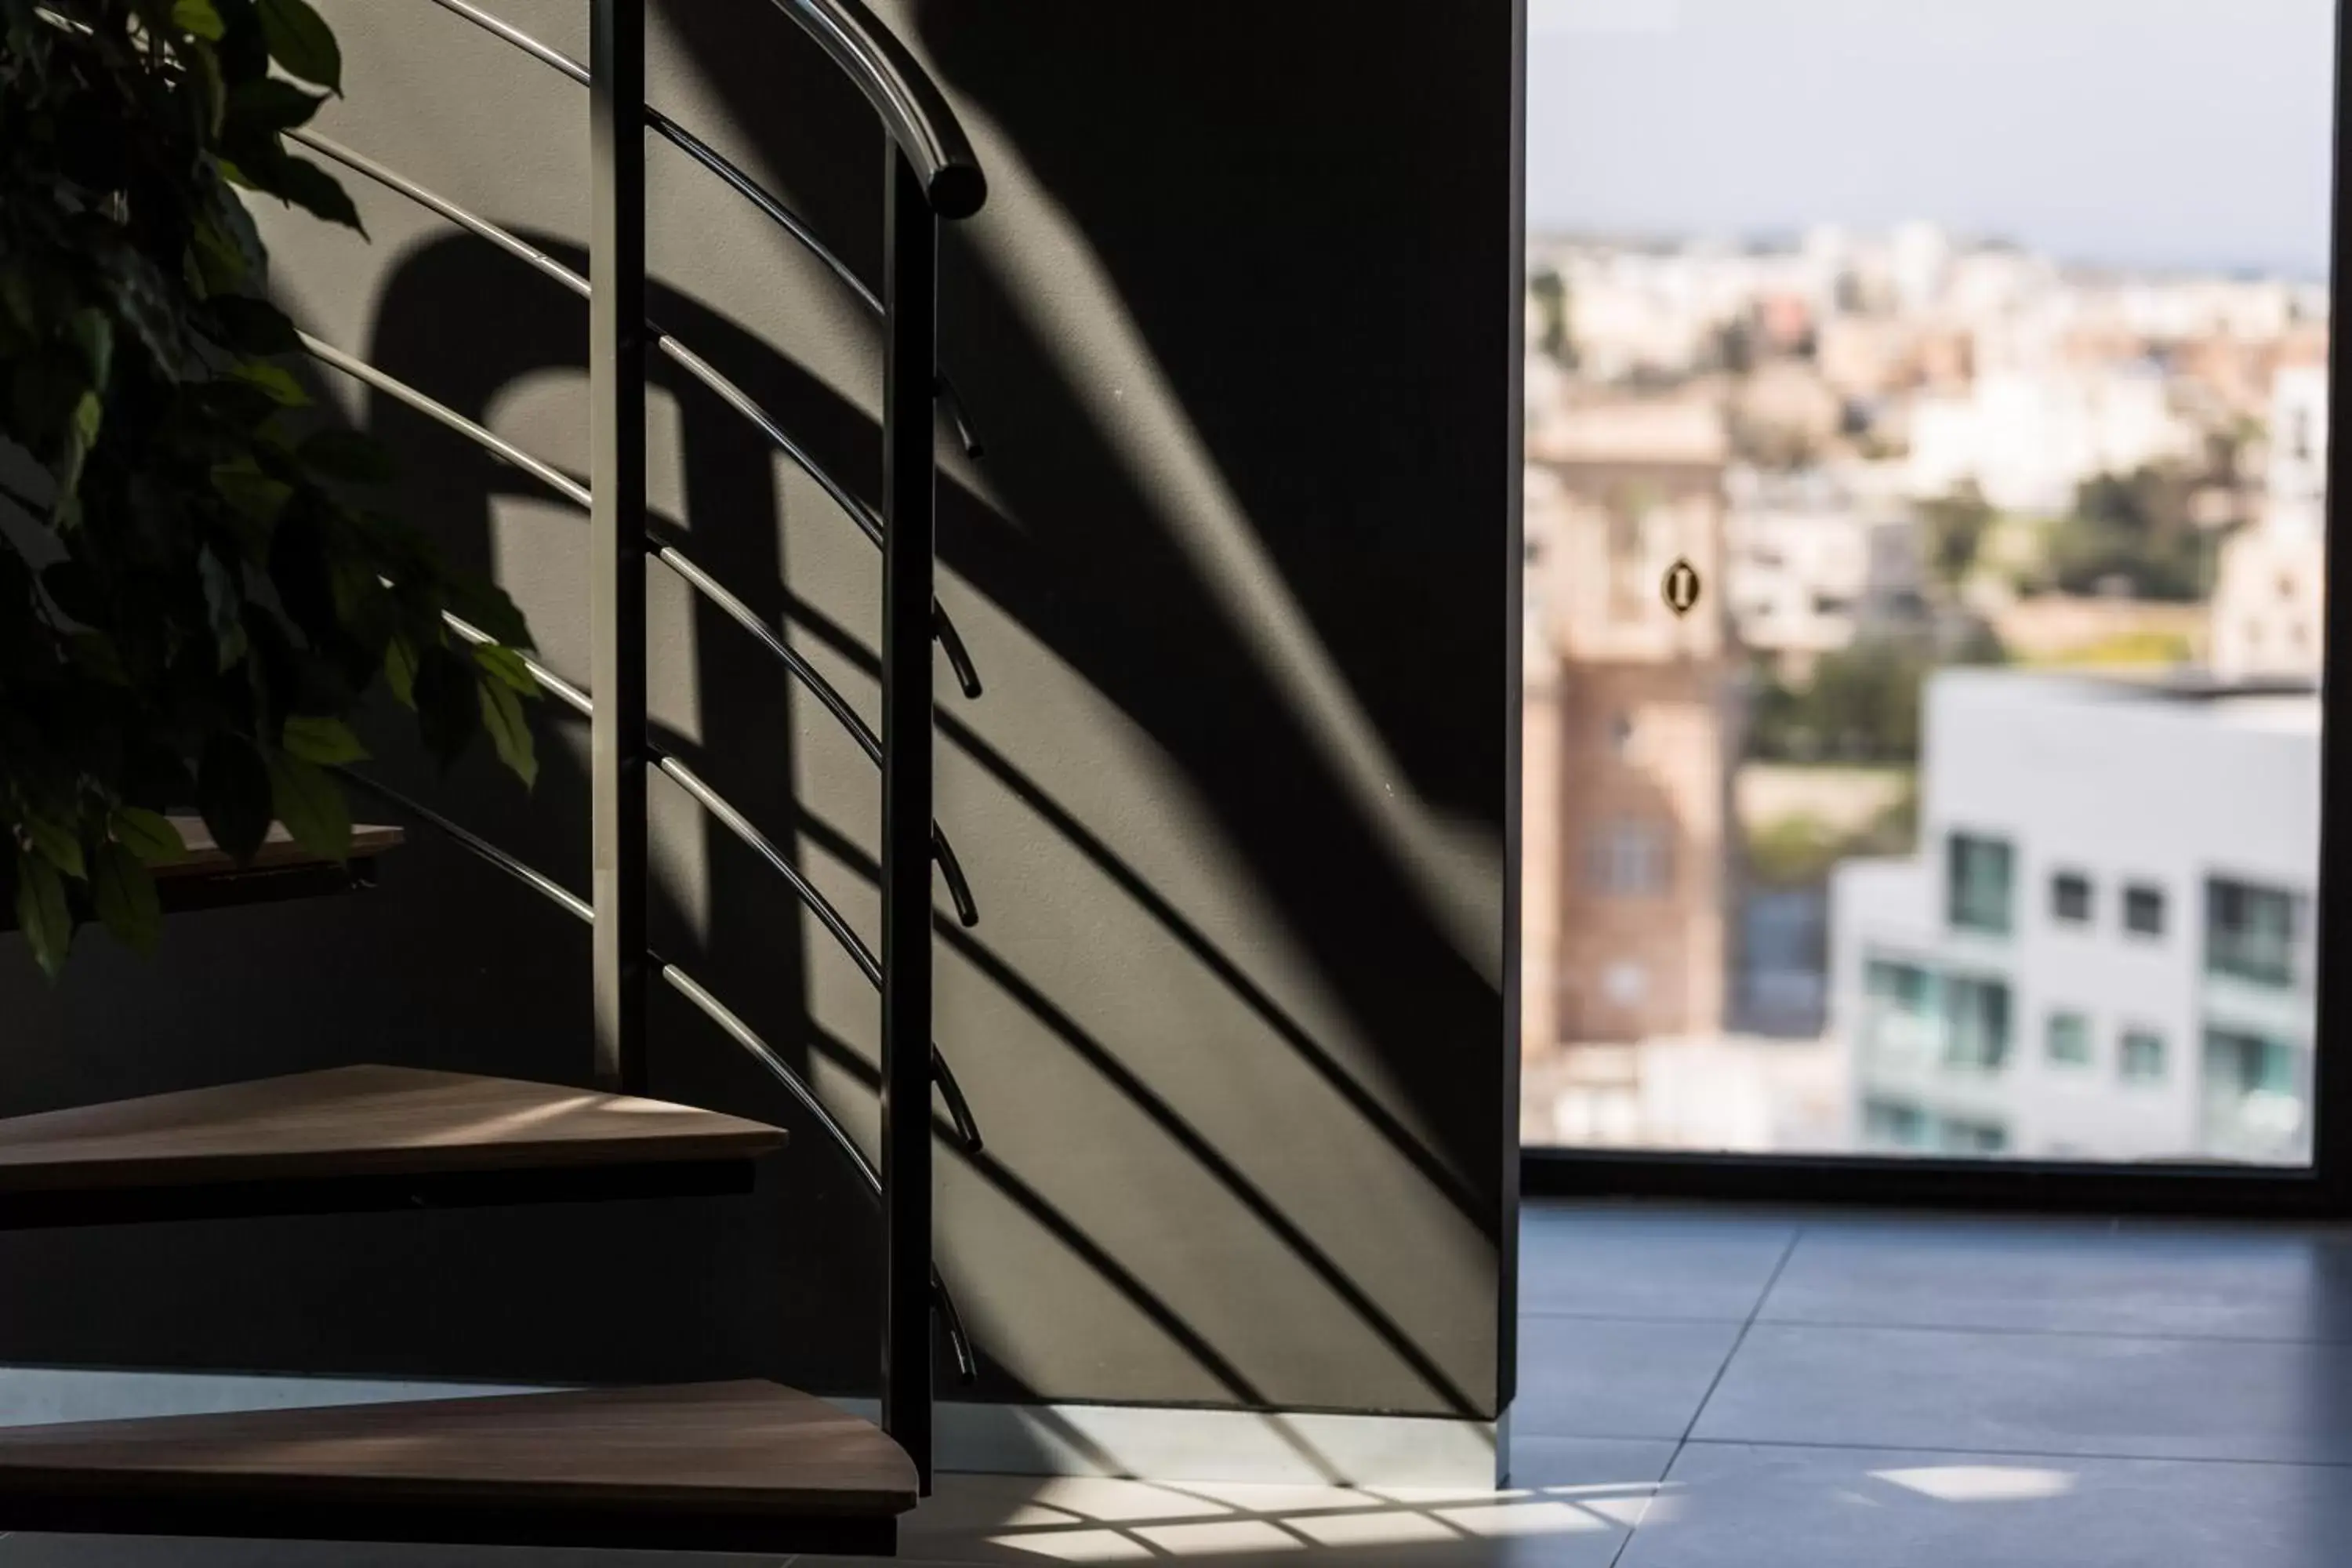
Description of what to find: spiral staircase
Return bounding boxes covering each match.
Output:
[0,0,985,1553]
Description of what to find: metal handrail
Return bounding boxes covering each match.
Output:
[292,129,982,702]
[331,767,979,1381]
[415,0,983,457]
[362,0,981,1484]
[441,608,985,1140]
[762,0,985,220]
[298,332,978,924]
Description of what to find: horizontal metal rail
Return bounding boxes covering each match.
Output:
[412,0,982,456]
[332,767,978,1381]
[437,610,983,1154]
[292,131,982,700]
[299,332,977,924]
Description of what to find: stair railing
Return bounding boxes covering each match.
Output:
[270,0,988,1494]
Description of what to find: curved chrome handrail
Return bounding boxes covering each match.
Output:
[762,0,985,220]
[413,0,984,456]
[292,131,983,700]
[332,767,978,1381]
[309,332,979,924]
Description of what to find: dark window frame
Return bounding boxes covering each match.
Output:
[1520,2,2352,1219]
[2050,870,2095,926]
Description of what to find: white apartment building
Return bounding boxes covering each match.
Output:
[1907,364,2201,515]
[1722,466,1925,665]
[1830,670,2318,1165]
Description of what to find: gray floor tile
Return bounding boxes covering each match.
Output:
[1693,1322,2352,1463]
[885,1467,1655,1565]
[1520,1206,1796,1322]
[1618,1442,2352,1568]
[1508,1433,1680,1488]
[1762,1219,2352,1341]
[1515,1316,1744,1440]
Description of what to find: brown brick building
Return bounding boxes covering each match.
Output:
[1523,397,1740,1058]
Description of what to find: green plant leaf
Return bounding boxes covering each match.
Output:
[23,814,85,881]
[67,308,113,389]
[471,642,541,696]
[197,732,273,865]
[186,37,229,139]
[281,713,368,765]
[12,848,73,980]
[264,746,349,862]
[225,77,325,134]
[412,643,480,766]
[257,0,342,93]
[208,295,299,356]
[230,359,307,407]
[89,840,162,955]
[111,807,189,866]
[272,155,365,234]
[171,0,226,41]
[210,457,294,527]
[53,389,103,513]
[198,548,249,670]
[384,632,419,709]
[477,674,537,789]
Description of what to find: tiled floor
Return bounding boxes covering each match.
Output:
[6,1202,2351,1566]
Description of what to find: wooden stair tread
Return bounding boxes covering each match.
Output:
[154,818,406,879]
[0,1065,786,1195]
[0,1381,916,1548]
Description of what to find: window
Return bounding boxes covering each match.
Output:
[2046,1011,2092,1067]
[1514,0,2331,1183]
[1585,820,1670,896]
[2205,877,2303,989]
[1947,833,2014,935]
[1937,1117,2009,1154]
[1943,975,2012,1073]
[1863,1097,1929,1150]
[2049,871,2093,926]
[2120,1029,2166,1083]
[1863,956,1937,1065]
[2202,1028,2307,1163]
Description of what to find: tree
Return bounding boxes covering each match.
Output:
[1,0,540,975]
[1916,481,1994,595]
[1528,266,1575,367]
[2041,463,2208,601]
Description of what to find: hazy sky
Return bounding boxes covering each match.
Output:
[1528,0,2339,278]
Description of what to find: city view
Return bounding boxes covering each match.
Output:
[1521,5,2332,1165]
[1523,222,2329,1164]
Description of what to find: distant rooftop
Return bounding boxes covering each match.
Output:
[1933,664,2321,734]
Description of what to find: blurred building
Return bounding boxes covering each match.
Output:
[1723,465,1926,672]
[1831,670,2318,1164]
[1523,395,1739,1048]
[2212,359,2329,681]
[1907,365,2201,515]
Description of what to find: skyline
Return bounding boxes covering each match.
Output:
[1527,0,2338,281]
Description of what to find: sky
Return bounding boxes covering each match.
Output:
[1527,0,2339,278]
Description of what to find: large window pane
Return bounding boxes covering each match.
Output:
[1520,0,2330,1165]
[2205,877,2306,989]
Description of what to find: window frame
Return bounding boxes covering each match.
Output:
[1519,1,2352,1219]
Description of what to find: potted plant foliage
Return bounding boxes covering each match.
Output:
[0,0,539,975]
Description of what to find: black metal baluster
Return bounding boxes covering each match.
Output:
[880,143,938,1494]
[589,0,648,1094]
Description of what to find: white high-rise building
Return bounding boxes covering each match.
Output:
[1830,670,2318,1165]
